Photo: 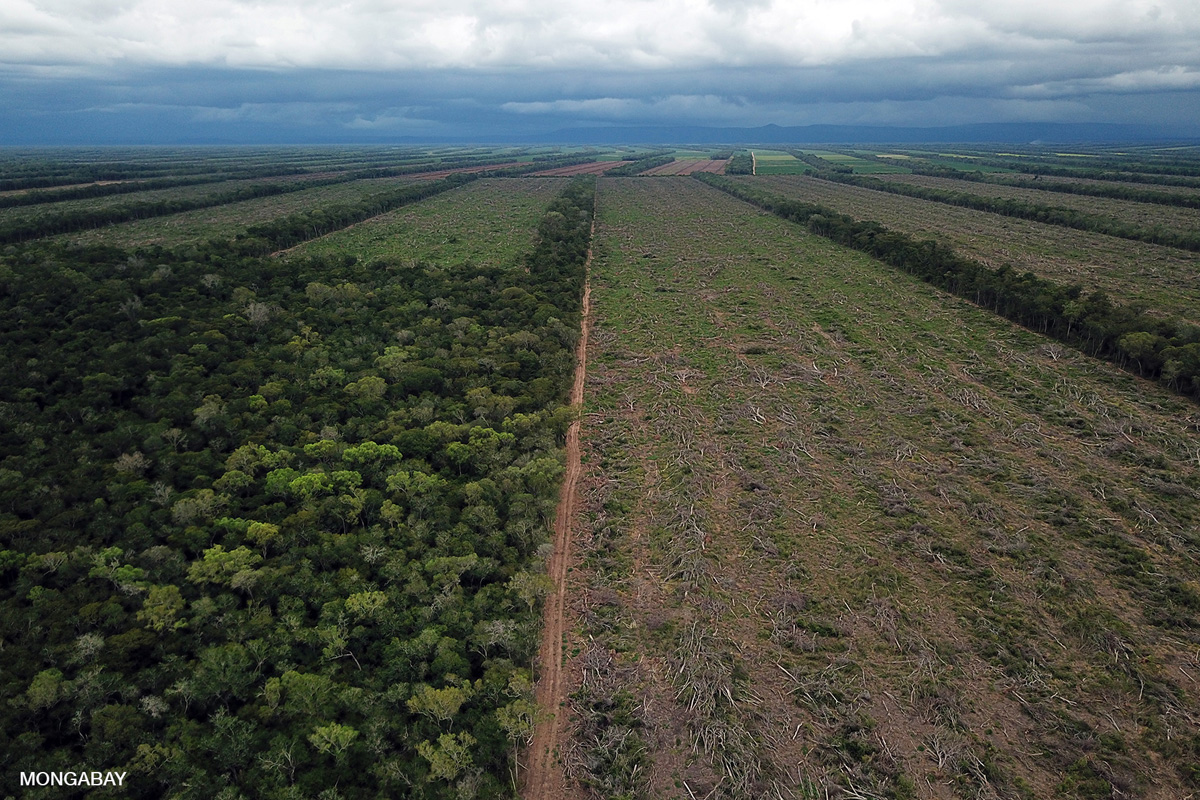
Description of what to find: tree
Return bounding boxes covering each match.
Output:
[187,545,263,588]
[408,683,471,728]
[417,732,476,782]
[138,584,187,632]
[308,722,359,764]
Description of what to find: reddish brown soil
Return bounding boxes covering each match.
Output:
[531,161,632,177]
[411,162,526,179]
[523,215,594,800]
[638,158,729,175]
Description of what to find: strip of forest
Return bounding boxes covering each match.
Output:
[0,177,596,800]
[604,154,676,176]
[695,173,1200,400]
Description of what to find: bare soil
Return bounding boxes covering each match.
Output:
[532,162,633,177]
[639,159,730,176]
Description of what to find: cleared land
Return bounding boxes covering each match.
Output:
[532,162,634,177]
[286,178,567,266]
[409,162,527,179]
[639,159,729,176]
[54,176,420,248]
[875,173,1200,234]
[564,177,1200,800]
[740,175,1200,326]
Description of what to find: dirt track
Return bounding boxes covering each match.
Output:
[523,211,594,800]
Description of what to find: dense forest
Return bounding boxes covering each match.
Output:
[0,169,595,798]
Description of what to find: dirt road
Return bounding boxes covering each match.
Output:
[523,213,594,800]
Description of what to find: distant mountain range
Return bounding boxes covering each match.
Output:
[526,122,1200,145]
[5,120,1197,147]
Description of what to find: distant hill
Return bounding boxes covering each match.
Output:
[529,121,1200,144]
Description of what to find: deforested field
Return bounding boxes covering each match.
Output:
[1,144,1199,800]
[569,177,1200,799]
[639,159,729,175]
[742,174,1200,326]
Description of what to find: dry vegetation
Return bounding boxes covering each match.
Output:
[741,175,1200,327]
[562,177,1200,800]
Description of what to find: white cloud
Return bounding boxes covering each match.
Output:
[1012,66,1200,98]
[2,0,1198,138]
[1,0,1195,74]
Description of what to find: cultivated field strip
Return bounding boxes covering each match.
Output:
[55,176,421,248]
[569,177,1200,799]
[287,178,568,267]
[875,173,1200,232]
[744,175,1200,326]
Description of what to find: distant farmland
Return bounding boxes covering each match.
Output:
[751,150,806,174]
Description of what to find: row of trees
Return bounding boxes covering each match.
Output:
[0,177,596,798]
[697,173,1200,399]
[724,154,753,175]
[605,154,675,176]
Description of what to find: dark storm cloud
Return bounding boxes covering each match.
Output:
[1,0,1198,142]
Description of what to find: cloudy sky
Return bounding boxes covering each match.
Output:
[2,0,1199,143]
